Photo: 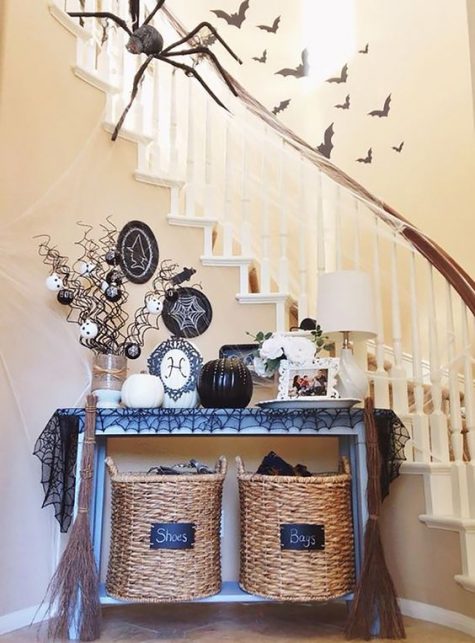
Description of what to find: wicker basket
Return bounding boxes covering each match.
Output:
[105,456,226,602]
[237,456,355,601]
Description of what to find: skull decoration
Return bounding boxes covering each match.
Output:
[77,260,95,276]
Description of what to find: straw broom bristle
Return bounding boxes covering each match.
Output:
[345,397,406,640]
[44,395,101,641]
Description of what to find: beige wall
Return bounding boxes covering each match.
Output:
[0,0,473,627]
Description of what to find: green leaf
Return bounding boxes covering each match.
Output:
[256,331,264,342]
[264,332,273,339]
[266,357,281,372]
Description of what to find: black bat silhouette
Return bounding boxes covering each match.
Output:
[368,94,391,117]
[211,0,249,28]
[252,49,267,63]
[359,43,369,54]
[326,64,348,84]
[275,49,309,78]
[392,141,404,152]
[335,94,350,109]
[316,123,334,159]
[272,99,291,115]
[356,148,372,164]
[257,16,280,33]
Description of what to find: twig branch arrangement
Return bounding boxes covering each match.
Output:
[37,219,196,359]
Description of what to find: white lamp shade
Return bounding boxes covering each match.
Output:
[317,270,377,341]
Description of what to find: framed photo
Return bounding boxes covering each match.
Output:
[219,343,275,389]
[277,358,339,400]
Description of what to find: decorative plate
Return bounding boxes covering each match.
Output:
[147,337,203,406]
[162,287,213,338]
[256,398,361,410]
[117,220,159,284]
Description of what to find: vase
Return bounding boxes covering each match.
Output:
[91,353,128,408]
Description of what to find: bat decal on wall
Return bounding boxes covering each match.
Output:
[211,0,249,28]
[368,94,391,117]
[272,99,291,115]
[275,49,309,78]
[252,49,267,63]
[316,123,334,159]
[392,141,404,152]
[257,16,280,33]
[335,94,350,110]
[356,148,372,163]
[326,64,348,84]
[358,43,369,54]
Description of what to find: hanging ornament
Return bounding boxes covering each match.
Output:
[106,269,123,285]
[105,249,120,266]
[104,285,122,302]
[77,260,95,276]
[124,342,141,360]
[57,289,74,305]
[145,295,163,315]
[80,319,98,339]
[162,287,213,338]
[46,273,63,291]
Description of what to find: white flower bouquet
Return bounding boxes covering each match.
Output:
[248,328,331,378]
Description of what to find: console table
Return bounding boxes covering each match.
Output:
[34,407,409,640]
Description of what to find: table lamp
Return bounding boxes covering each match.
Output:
[316,270,377,399]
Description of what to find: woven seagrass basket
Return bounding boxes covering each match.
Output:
[237,456,355,601]
[105,456,226,602]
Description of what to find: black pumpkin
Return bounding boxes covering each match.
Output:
[198,358,253,408]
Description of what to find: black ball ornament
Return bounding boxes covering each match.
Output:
[104,285,122,302]
[124,343,141,360]
[57,289,74,305]
[106,269,123,285]
[197,357,253,409]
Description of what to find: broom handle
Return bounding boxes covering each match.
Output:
[77,394,98,512]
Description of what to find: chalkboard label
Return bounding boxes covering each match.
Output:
[150,523,195,549]
[280,524,325,551]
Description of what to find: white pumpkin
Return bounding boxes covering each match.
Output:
[121,372,164,408]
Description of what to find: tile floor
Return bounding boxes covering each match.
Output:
[1,602,474,642]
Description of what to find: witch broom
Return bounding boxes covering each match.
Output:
[345,397,406,639]
[45,394,101,641]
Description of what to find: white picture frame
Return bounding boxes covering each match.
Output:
[277,358,340,401]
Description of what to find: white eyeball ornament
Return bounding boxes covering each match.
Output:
[46,273,63,291]
[79,319,98,339]
[146,296,163,315]
[77,261,95,276]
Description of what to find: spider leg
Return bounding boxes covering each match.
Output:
[162,22,242,64]
[142,0,166,26]
[159,57,230,112]
[112,54,155,141]
[68,12,133,37]
[162,48,238,97]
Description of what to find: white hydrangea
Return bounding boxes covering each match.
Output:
[281,335,315,364]
[259,334,285,360]
[253,355,275,378]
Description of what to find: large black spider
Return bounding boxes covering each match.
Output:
[68,0,242,140]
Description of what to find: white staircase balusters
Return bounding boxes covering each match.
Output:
[169,69,179,176]
[370,217,391,411]
[353,200,362,271]
[298,156,308,321]
[259,146,271,294]
[185,82,196,218]
[428,264,451,465]
[315,169,326,279]
[409,249,431,462]
[389,233,410,417]
[278,146,289,294]
[461,301,475,517]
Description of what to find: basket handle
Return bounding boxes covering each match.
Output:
[215,455,227,475]
[340,456,351,475]
[235,455,245,475]
[105,456,119,477]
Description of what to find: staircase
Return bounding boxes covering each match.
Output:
[49,0,475,593]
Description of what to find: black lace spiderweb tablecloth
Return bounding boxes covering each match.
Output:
[33,407,409,532]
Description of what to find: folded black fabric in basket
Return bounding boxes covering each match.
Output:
[147,459,214,475]
[256,451,312,477]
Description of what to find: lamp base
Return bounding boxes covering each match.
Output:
[336,347,369,400]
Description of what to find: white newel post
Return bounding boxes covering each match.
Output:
[371,219,390,411]
[389,235,409,416]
